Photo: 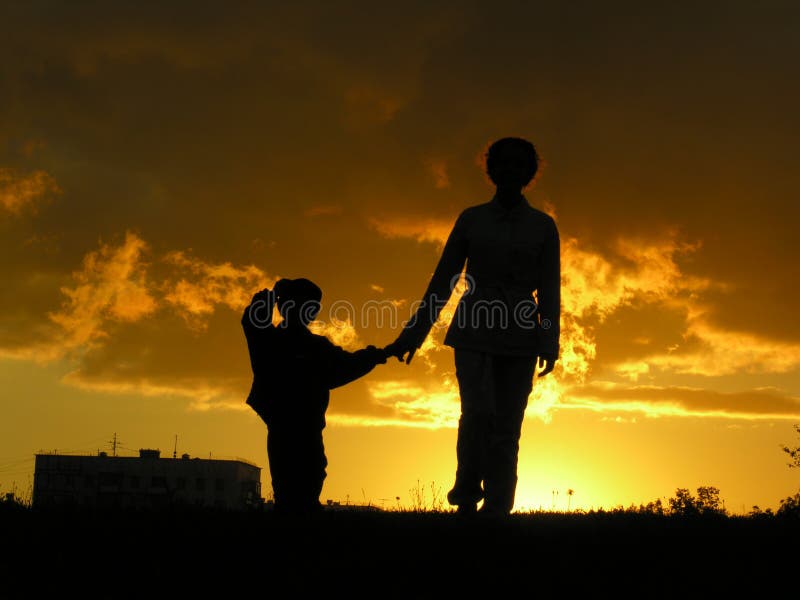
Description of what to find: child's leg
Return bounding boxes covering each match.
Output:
[267,426,299,509]
[266,427,283,505]
[295,426,327,510]
[309,427,327,503]
[268,423,326,512]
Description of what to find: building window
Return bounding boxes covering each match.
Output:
[176,477,186,490]
[130,476,140,489]
[99,472,123,487]
[84,475,94,488]
[151,476,167,489]
[215,478,225,492]
[195,478,206,492]
[241,480,260,496]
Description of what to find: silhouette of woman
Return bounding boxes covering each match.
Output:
[386,137,561,515]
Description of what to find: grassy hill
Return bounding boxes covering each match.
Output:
[2,504,797,598]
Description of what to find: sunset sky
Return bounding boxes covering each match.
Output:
[2,1,800,512]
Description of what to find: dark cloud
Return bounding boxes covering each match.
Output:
[590,299,692,369]
[1,1,799,421]
[565,381,800,418]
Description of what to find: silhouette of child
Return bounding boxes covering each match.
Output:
[241,278,387,514]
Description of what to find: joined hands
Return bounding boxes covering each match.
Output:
[383,341,417,365]
[249,287,557,375]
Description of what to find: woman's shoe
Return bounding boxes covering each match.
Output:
[455,503,478,516]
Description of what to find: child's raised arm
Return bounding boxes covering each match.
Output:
[324,342,388,390]
[241,288,278,381]
[241,288,275,334]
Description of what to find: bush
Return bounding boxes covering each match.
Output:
[777,491,800,518]
[668,486,726,516]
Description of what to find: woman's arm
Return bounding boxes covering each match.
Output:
[390,211,469,363]
[536,216,561,365]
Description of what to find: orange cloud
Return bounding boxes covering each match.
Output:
[304,204,343,217]
[162,250,272,329]
[541,232,725,397]
[561,233,713,321]
[0,168,60,215]
[425,158,450,189]
[60,368,247,412]
[368,215,455,249]
[563,380,800,420]
[344,84,404,126]
[308,318,363,351]
[48,231,157,352]
[10,231,273,367]
[33,233,276,409]
[366,378,461,428]
[20,216,798,424]
[367,213,798,421]
[623,313,800,378]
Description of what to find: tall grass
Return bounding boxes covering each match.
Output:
[0,480,32,509]
[401,479,449,513]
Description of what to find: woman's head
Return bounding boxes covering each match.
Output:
[273,278,322,326]
[485,137,540,189]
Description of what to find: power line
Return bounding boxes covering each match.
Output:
[108,433,120,457]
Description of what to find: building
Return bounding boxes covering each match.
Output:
[33,449,262,510]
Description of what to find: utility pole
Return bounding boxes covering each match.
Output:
[108,433,119,457]
[173,435,178,459]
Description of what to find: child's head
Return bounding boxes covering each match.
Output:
[273,278,322,326]
[485,137,539,189]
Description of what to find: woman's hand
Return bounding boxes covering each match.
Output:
[536,353,557,377]
[384,341,417,365]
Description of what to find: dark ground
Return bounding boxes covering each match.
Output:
[1,506,796,598]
